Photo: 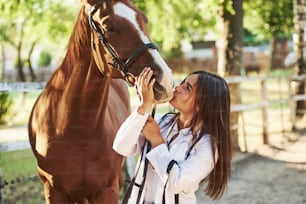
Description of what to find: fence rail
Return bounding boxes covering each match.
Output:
[0,82,46,92]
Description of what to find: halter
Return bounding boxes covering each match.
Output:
[88,1,158,86]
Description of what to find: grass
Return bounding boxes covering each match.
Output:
[0,149,45,204]
[0,149,37,181]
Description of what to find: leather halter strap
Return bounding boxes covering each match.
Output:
[88,1,158,86]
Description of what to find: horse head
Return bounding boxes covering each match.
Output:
[82,0,174,103]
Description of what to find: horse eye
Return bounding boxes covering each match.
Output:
[107,27,115,33]
[103,21,116,33]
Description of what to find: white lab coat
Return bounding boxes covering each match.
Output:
[113,110,216,204]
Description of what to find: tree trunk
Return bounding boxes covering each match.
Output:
[16,41,26,82]
[293,0,306,118]
[15,20,26,82]
[0,44,5,81]
[218,0,243,151]
[269,35,277,71]
[27,41,37,81]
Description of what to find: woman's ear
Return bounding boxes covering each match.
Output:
[196,105,200,112]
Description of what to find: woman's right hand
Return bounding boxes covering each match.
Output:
[136,67,156,115]
[142,115,164,148]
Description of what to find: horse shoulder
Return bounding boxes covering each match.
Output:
[104,79,131,133]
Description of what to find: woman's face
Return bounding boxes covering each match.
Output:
[170,74,198,116]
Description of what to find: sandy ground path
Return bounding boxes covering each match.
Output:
[196,134,306,204]
[0,126,30,152]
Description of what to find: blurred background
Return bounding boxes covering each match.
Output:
[0,0,305,203]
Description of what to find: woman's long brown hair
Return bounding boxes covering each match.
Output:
[190,70,232,199]
[162,70,232,200]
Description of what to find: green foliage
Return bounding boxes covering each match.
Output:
[41,1,80,43]
[133,0,294,57]
[38,51,52,67]
[5,91,40,126]
[0,149,45,203]
[244,0,293,40]
[0,149,37,181]
[0,92,12,125]
[244,29,267,45]
[133,0,217,56]
[0,0,79,74]
[0,0,295,61]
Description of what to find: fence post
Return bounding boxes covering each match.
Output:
[288,78,296,130]
[261,78,269,144]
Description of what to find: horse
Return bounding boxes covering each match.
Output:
[28,0,173,203]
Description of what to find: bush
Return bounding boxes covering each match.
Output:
[38,51,52,67]
[0,92,12,125]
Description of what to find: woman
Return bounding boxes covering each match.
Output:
[113,68,232,204]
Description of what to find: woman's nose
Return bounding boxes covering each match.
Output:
[174,85,180,92]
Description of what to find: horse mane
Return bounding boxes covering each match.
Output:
[64,6,92,66]
[48,6,94,89]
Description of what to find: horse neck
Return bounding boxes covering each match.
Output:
[48,6,110,125]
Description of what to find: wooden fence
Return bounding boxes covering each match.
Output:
[226,75,306,151]
[0,75,305,151]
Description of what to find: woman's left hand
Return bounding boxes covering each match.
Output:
[142,116,165,148]
[136,67,156,115]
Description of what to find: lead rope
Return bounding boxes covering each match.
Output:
[135,105,155,204]
[122,106,156,204]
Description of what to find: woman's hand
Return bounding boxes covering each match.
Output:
[136,67,156,115]
[142,116,164,148]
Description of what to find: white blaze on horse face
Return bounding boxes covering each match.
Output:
[113,3,174,102]
[113,3,149,45]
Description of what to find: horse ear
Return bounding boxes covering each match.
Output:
[80,0,91,11]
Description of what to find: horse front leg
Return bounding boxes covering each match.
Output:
[42,178,70,204]
[37,166,70,204]
[94,187,120,204]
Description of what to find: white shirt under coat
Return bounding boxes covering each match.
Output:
[113,110,217,204]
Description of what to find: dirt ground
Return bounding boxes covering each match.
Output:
[195,124,306,204]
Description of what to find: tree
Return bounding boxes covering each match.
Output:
[244,0,293,71]
[133,0,216,57]
[293,0,306,120]
[0,0,44,81]
[217,0,243,151]
[0,0,78,82]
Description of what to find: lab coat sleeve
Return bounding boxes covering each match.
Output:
[113,110,149,156]
[146,135,216,194]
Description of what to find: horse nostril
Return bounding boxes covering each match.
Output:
[151,74,156,81]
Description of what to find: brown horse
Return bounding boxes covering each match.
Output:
[28,0,173,203]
